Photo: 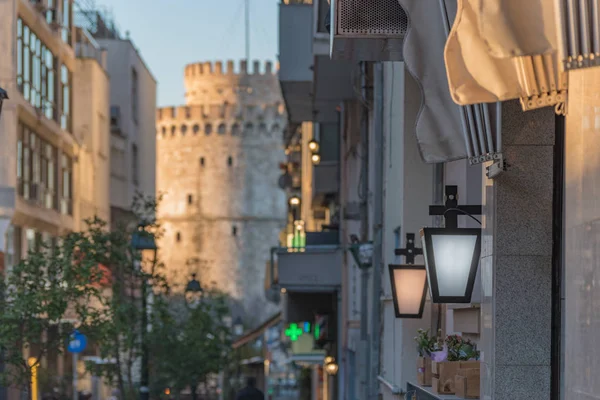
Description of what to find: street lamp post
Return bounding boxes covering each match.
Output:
[0,87,8,119]
[185,273,203,309]
[131,224,158,400]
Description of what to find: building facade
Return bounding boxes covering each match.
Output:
[0,0,78,268]
[156,60,286,320]
[95,37,156,227]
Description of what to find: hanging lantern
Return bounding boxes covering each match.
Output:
[420,227,481,303]
[388,264,428,318]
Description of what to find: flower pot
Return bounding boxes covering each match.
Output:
[416,356,432,386]
[455,365,481,399]
[432,360,479,395]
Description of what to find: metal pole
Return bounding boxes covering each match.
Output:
[140,278,149,400]
[369,62,384,400]
[245,0,250,62]
[73,353,78,400]
[358,60,370,400]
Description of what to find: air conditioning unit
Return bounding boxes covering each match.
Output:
[330,0,408,61]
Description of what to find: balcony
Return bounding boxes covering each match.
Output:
[279,2,314,123]
[266,232,342,292]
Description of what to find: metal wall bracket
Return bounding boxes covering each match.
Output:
[486,154,507,179]
[520,90,567,113]
[469,151,502,166]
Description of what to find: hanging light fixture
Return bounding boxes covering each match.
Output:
[324,357,339,376]
[388,264,428,318]
[349,240,374,269]
[185,273,203,309]
[311,153,321,165]
[420,227,481,303]
[308,139,320,152]
[289,195,301,206]
[0,87,8,120]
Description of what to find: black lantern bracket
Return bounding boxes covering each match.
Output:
[429,185,482,228]
[394,233,423,264]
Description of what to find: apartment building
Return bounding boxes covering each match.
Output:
[0,0,79,271]
[75,2,157,227]
[269,1,594,400]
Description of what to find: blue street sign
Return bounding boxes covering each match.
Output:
[67,331,87,353]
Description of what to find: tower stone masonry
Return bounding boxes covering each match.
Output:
[156,60,287,321]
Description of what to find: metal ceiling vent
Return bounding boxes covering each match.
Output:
[337,0,408,36]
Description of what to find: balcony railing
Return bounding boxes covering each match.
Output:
[406,382,478,400]
[266,231,342,292]
[75,27,105,66]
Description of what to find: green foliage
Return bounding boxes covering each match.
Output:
[0,192,166,400]
[414,329,438,357]
[0,219,109,389]
[147,290,233,397]
[445,334,480,361]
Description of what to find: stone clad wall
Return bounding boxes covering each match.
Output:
[156,60,286,320]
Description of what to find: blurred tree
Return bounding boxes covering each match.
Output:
[0,218,109,395]
[0,193,167,400]
[148,289,232,400]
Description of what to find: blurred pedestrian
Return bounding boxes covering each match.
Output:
[235,377,264,400]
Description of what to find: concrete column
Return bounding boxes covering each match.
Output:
[480,100,555,399]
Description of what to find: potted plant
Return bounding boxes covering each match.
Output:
[414,329,438,386]
[431,335,480,395]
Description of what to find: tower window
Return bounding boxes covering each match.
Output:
[200,157,205,166]
[205,123,212,135]
[176,232,181,242]
[227,156,233,166]
[232,226,237,236]
[187,194,193,204]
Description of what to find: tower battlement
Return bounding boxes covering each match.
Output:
[156,103,286,123]
[184,60,277,77]
[183,60,281,106]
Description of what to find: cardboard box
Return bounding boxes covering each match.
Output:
[432,361,480,394]
[455,367,481,399]
[417,356,432,386]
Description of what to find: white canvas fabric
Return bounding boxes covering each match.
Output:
[445,0,566,111]
[398,0,468,163]
[476,0,557,58]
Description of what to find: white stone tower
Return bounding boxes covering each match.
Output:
[156,60,286,319]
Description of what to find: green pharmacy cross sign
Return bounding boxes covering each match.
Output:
[285,323,304,341]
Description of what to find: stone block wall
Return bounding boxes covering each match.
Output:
[156,60,286,321]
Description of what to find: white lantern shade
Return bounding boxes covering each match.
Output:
[420,228,481,303]
[388,264,428,318]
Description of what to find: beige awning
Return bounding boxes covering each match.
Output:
[398,0,503,164]
[444,0,567,113]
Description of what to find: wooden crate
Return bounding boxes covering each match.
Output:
[455,367,481,399]
[432,361,480,395]
[417,356,432,386]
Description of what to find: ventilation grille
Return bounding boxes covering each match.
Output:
[337,0,408,36]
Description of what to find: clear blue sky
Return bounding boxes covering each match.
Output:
[98,0,279,107]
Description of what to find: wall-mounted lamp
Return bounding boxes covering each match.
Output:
[389,233,427,318]
[308,139,320,153]
[289,195,301,207]
[0,87,8,120]
[348,237,374,269]
[311,153,321,165]
[422,186,482,304]
[324,357,338,376]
